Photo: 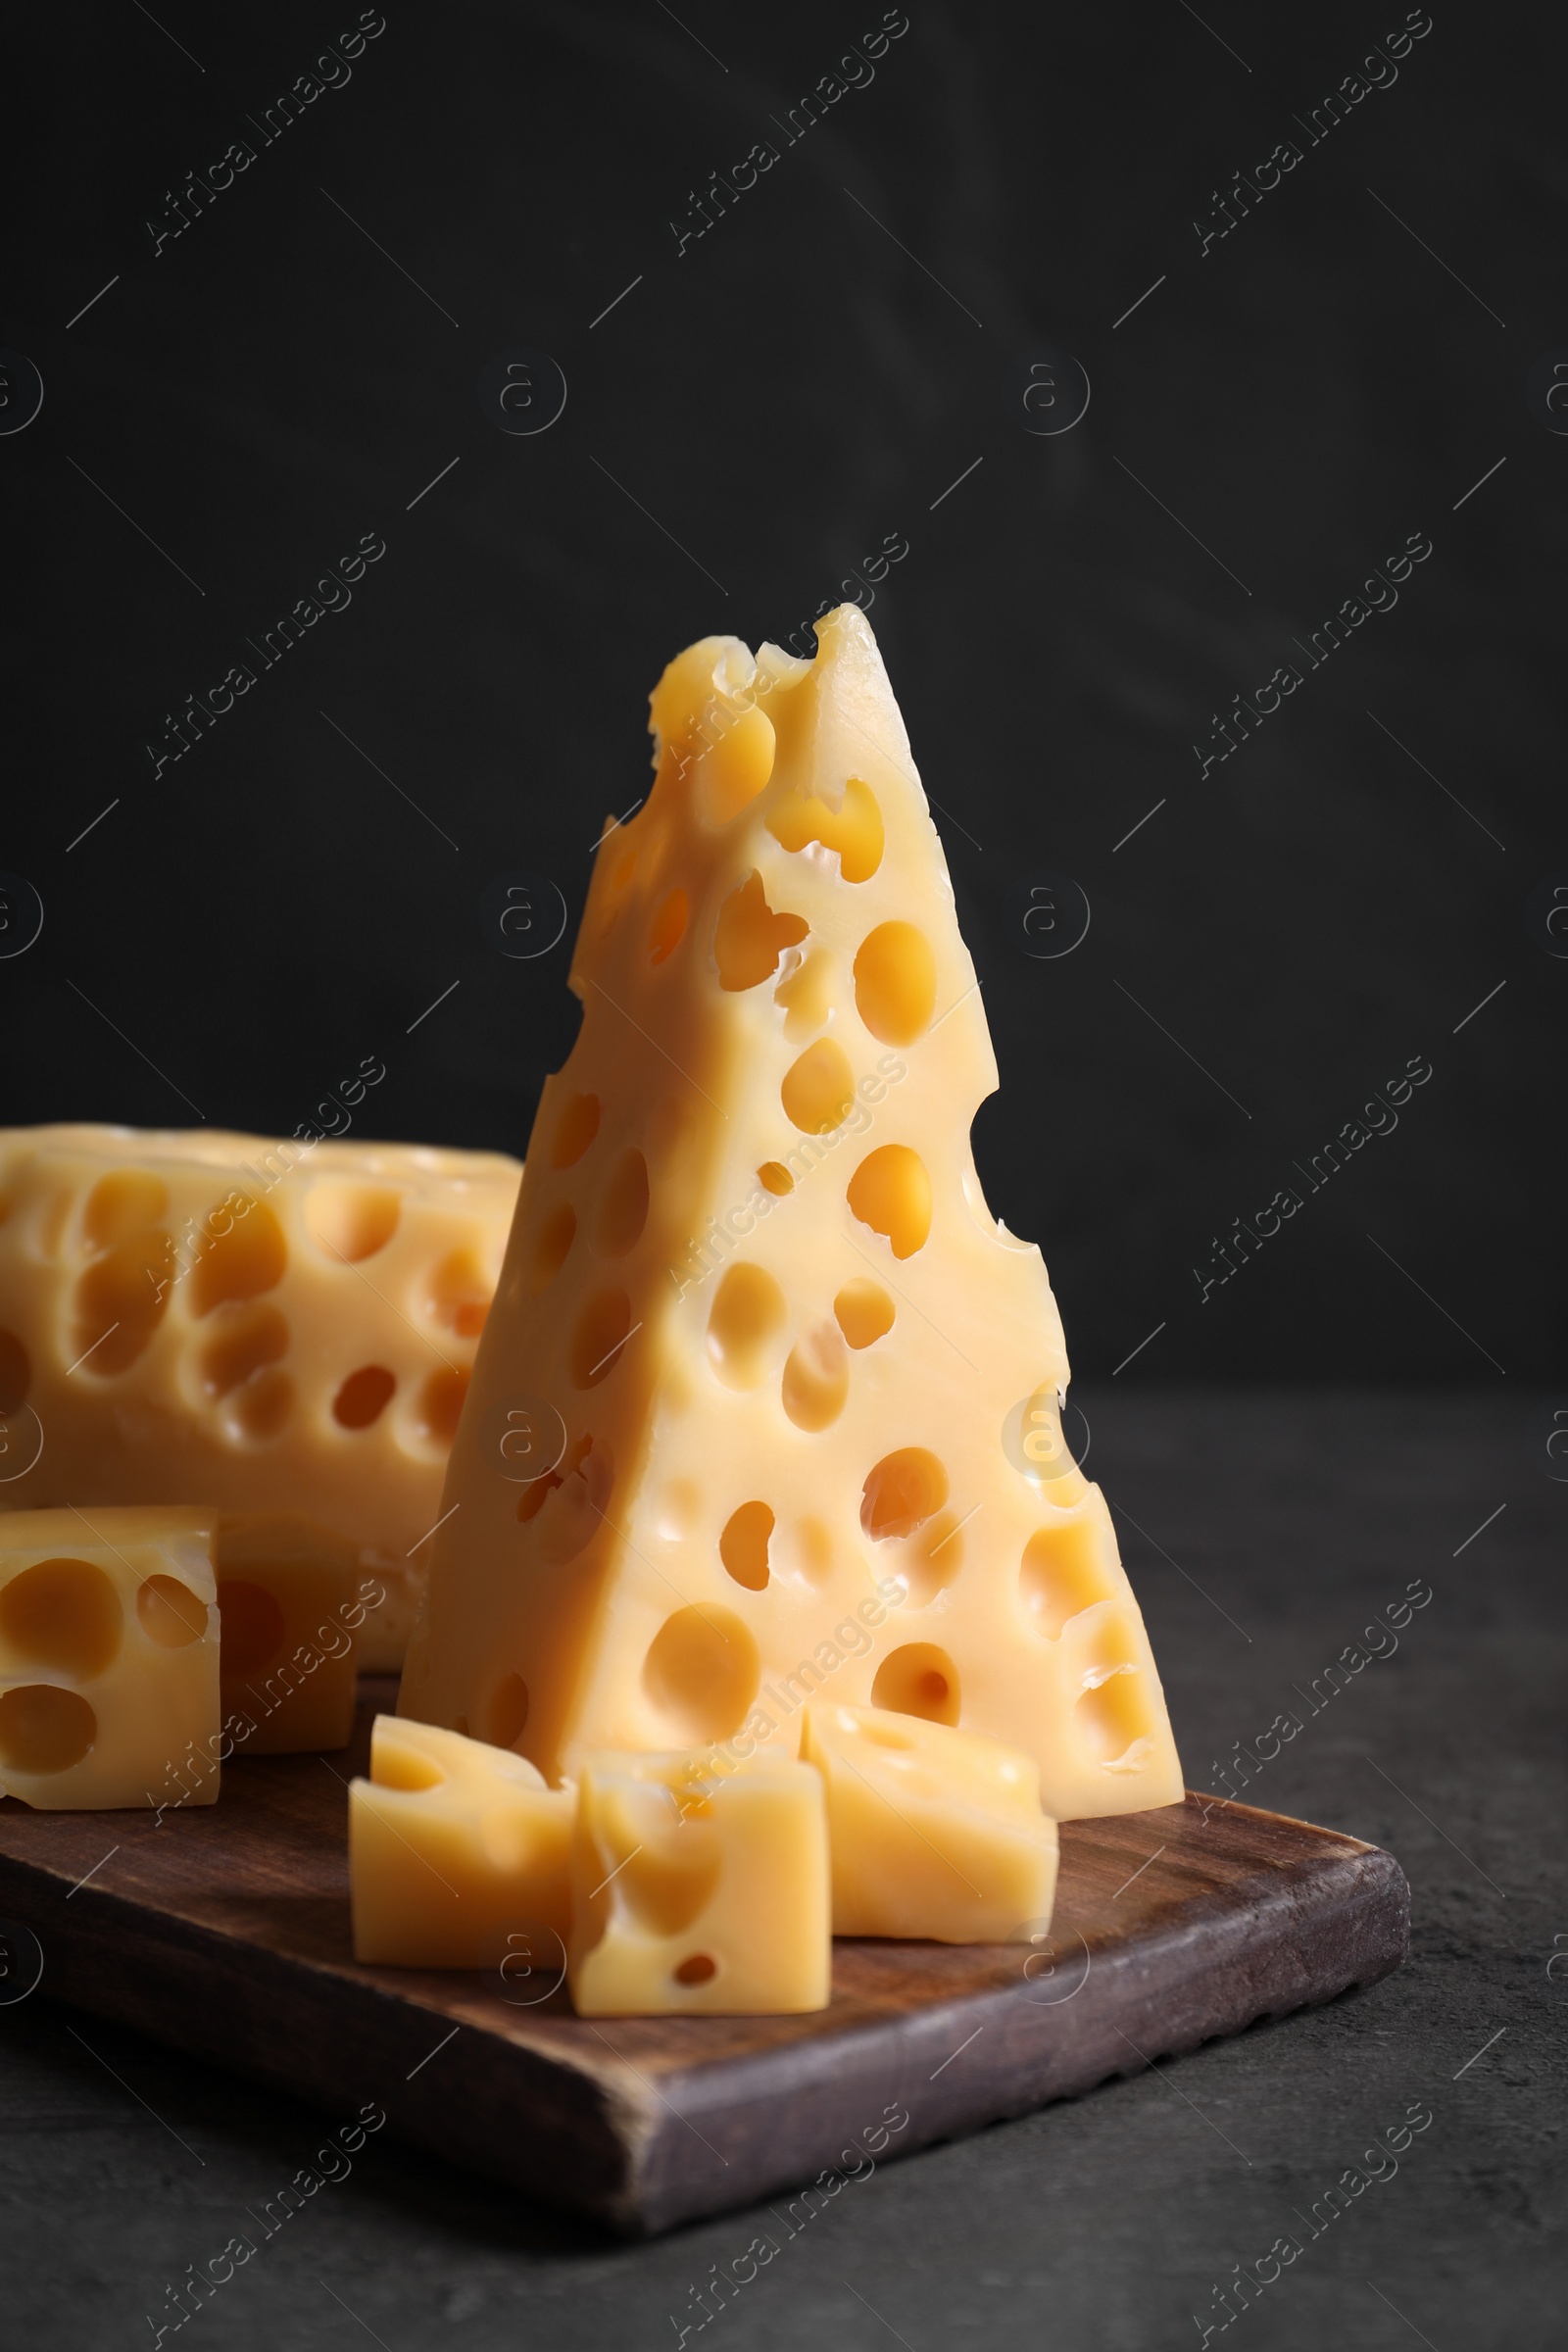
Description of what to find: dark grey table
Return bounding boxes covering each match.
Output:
[3,1389,1562,2350]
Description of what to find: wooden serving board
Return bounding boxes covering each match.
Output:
[0,1692,1408,2236]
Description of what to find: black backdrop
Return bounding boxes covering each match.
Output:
[4,0,1561,1383]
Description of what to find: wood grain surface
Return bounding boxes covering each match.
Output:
[0,1693,1409,2235]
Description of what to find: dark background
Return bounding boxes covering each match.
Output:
[4,0,1561,1384]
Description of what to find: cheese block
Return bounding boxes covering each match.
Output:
[399,605,1184,1819]
[0,1125,521,1668]
[567,1749,830,2015]
[349,1715,573,1968]
[798,1701,1057,1941]
[214,1513,365,1755]
[0,1504,220,1809]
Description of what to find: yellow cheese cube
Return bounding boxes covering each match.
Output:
[0,1505,220,1810]
[402,605,1183,1821]
[799,1702,1057,1941]
[349,1715,573,1969]
[215,1514,363,1756]
[567,1750,830,2016]
[0,1125,521,1669]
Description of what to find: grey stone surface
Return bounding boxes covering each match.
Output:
[2,1389,1562,2349]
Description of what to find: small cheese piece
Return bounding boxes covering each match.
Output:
[799,1702,1057,1942]
[568,1750,829,2016]
[0,1505,220,1810]
[349,1715,572,1969]
[0,1124,521,1668]
[403,605,1184,1820]
[215,1514,362,1756]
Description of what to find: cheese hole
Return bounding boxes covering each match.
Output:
[530,1200,576,1292]
[516,1472,559,1522]
[489,1672,530,1747]
[552,1093,601,1170]
[1020,1520,1111,1639]
[673,1953,717,1986]
[426,1248,491,1337]
[596,839,639,930]
[0,1557,122,1678]
[191,1200,287,1318]
[570,1291,634,1388]
[198,1304,289,1399]
[82,1169,169,1250]
[72,1229,172,1373]
[0,1686,97,1775]
[697,703,776,826]
[834,1280,894,1350]
[781,1039,856,1136]
[643,1604,760,1742]
[766,774,884,882]
[226,1367,294,1442]
[757,1161,794,1197]
[304,1180,401,1264]
[416,1364,471,1445]
[854,921,937,1046]
[775,948,835,1042]
[375,1742,444,1792]
[333,1364,396,1430]
[890,1509,966,1607]
[0,1328,29,1412]
[781,1320,849,1432]
[619,1837,722,1936]
[719,1500,774,1592]
[1079,1609,1140,1687]
[518,1431,595,1527]
[218,1580,286,1677]
[871,1642,960,1728]
[861,1447,949,1543]
[707,1263,787,1391]
[535,1435,612,1565]
[595,1150,649,1256]
[1075,1672,1154,1766]
[137,1575,209,1648]
[713,870,808,991]
[649,887,690,966]
[848,1145,932,1258]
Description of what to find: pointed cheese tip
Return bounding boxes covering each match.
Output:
[802,600,916,813]
[645,603,901,750]
[812,599,880,655]
[634,600,917,822]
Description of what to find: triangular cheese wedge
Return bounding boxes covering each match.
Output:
[400,607,1184,1819]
